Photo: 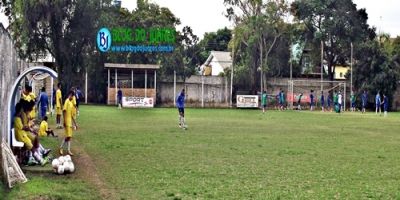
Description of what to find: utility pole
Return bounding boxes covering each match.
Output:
[350,42,353,93]
[321,41,324,91]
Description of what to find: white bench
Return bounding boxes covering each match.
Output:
[11,128,24,148]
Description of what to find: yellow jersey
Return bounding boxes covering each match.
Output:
[56,89,62,108]
[63,99,74,127]
[14,117,27,142]
[39,120,48,137]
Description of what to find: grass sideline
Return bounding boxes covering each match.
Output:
[3,105,400,199]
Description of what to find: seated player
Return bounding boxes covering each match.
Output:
[39,116,56,137]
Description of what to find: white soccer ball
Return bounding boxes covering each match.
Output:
[63,162,71,173]
[64,155,72,162]
[58,156,65,165]
[69,162,75,173]
[57,165,65,175]
[52,159,60,169]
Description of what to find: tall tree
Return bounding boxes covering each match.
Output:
[291,0,375,81]
[353,37,400,108]
[5,0,108,92]
[225,0,291,93]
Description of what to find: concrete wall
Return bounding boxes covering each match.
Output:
[158,75,230,107]
[0,24,27,178]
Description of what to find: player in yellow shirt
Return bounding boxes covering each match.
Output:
[59,91,78,156]
[39,116,56,137]
[56,83,63,129]
[15,101,50,165]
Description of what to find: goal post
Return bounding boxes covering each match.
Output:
[288,80,347,110]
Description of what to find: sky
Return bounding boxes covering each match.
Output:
[1,0,400,38]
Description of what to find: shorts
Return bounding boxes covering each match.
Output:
[76,100,80,108]
[262,104,266,108]
[56,107,62,115]
[65,126,73,138]
[178,108,184,114]
[310,102,314,106]
[351,102,355,108]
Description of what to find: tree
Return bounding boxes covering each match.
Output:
[5,0,107,93]
[353,37,400,109]
[225,0,291,93]
[291,0,375,81]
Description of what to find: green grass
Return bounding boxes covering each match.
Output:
[3,105,400,199]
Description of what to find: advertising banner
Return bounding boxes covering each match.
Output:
[237,95,259,108]
[122,97,154,108]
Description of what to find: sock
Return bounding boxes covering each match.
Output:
[182,117,185,126]
[33,151,43,163]
[178,116,182,125]
[60,140,65,149]
[67,141,71,152]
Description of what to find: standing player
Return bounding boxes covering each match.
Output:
[327,93,332,112]
[75,87,84,116]
[59,91,78,156]
[176,89,187,129]
[338,91,343,113]
[117,86,123,109]
[350,92,356,112]
[382,94,388,117]
[55,83,63,129]
[310,90,314,111]
[375,91,381,115]
[37,87,49,120]
[279,89,285,111]
[320,91,325,112]
[297,93,303,110]
[362,90,367,114]
[261,90,267,113]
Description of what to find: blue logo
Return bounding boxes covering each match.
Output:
[97,28,112,52]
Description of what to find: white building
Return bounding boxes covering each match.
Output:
[201,51,232,76]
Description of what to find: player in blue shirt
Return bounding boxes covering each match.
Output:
[117,87,123,109]
[382,94,389,117]
[361,90,367,114]
[327,93,332,112]
[176,89,186,129]
[320,91,325,112]
[375,91,381,115]
[37,87,49,120]
[310,90,314,111]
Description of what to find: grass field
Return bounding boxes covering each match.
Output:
[3,105,400,199]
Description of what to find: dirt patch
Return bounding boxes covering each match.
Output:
[53,128,119,200]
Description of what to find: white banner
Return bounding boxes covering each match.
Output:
[122,97,154,108]
[237,95,259,108]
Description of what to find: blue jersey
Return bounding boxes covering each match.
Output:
[375,94,381,105]
[320,94,324,104]
[117,90,123,99]
[38,92,49,108]
[176,93,185,108]
[383,96,389,110]
[362,93,367,105]
[310,94,314,102]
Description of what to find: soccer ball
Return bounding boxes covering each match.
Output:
[57,165,65,175]
[58,156,65,165]
[64,155,72,162]
[52,159,60,169]
[69,162,75,173]
[63,162,71,173]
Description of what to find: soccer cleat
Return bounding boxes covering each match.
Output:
[43,149,51,157]
[59,148,63,155]
[41,157,49,166]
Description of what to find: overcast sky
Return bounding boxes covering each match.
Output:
[1,0,399,38]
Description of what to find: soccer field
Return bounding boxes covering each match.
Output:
[4,105,400,199]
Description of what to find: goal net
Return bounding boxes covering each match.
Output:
[288,80,347,110]
[2,139,28,188]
